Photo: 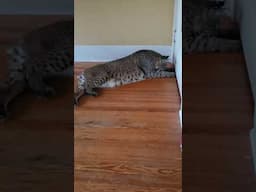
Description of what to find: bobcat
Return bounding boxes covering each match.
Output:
[74,50,175,104]
[0,20,73,118]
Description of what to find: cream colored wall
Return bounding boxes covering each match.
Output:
[75,0,174,45]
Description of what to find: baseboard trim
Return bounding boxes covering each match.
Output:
[74,45,173,62]
[250,128,256,174]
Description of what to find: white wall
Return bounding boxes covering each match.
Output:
[0,0,73,14]
[173,0,182,126]
[74,0,174,62]
[173,0,182,98]
[235,0,256,173]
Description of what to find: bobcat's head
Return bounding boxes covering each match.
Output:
[135,50,174,74]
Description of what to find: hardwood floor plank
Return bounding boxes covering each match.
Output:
[75,110,180,129]
[76,79,180,112]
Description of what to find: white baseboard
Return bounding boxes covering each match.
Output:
[250,128,256,174]
[74,45,173,62]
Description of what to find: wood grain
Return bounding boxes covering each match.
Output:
[75,63,181,192]
[183,53,256,192]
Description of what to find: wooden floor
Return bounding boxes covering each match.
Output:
[183,53,256,192]
[74,63,181,192]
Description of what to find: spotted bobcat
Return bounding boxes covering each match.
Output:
[74,50,175,104]
[0,20,73,118]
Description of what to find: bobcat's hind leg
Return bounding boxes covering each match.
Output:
[74,89,85,105]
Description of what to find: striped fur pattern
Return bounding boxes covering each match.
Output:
[183,0,241,54]
[74,50,175,104]
[0,20,73,118]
